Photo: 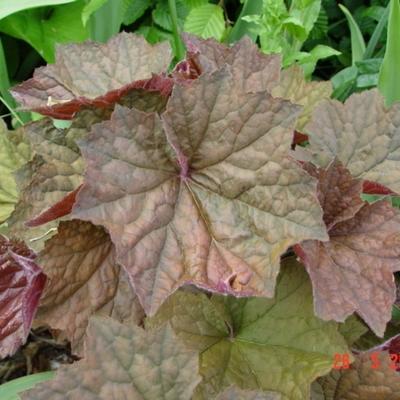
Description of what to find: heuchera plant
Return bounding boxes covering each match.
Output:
[0,32,399,399]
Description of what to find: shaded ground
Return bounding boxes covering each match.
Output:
[0,327,77,384]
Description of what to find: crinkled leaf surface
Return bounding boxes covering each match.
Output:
[11,32,172,119]
[215,386,280,400]
[148,258,350,400]
[23,88,169,228]
[0,120,31,223]
[7,156,60,252]
[271,65,332,132]
[179,33,281,92]
[72,68,327,315]
[305,89,400,193]
[0,236,46,358]
[312,336,400,399]
[35,220,144,355]
[21,317,201,400]
[6,110,99,251]
[296,160,400,336]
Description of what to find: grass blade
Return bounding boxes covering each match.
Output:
[364,4,389,59]
[0,372,55,400]
[339,4,366,64]
[378,0,400,106]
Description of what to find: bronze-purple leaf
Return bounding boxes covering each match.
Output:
[178,33,281,92]
[22,318,201,400]
[11,33,172,119]
[305,89,400,194]
[35,220,144,355]
[72,67,327,315]
[296,160,400,337]
[312,335,400,399]
[0,236,46,358]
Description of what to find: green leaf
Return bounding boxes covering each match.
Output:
[81,0,107,26]
[0,2,89,62]
[339,4,366,64]
[378,0,400,106]
[331,65,358,101]
[181,0,208,8]
[364,4,389,59]
[0,0,77,20]
[227,0,263,43]
[297,44,340,77]
[152,0,188,31]
[150,258,351,400]
[0,372,55,400]
[287,0,321,40]
[184,3,225,41]
[123,0,152,25]
[88,0,125,42]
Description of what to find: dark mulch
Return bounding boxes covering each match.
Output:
[0,328,77,384]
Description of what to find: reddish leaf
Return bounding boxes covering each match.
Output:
[11,33,173,119]
[72,68,327,315]
[293,131,309,147]
[35,220,144,355]
[0,237,46,358]
[26,185,82,227]
[297,160,400,336]
[362,180,396,195]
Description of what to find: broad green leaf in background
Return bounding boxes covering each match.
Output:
[0,0,77,20]
[227,0,263,43]
[331,65,358,100]
[149,258,350,400]
[0,1,89,62]
[378,0,400,106]
[0,120,30,223]
[296,44,340,78]
[184,3,225,41]
[81,0,107,26]
[241,0,332,73]
[339,4,366,65]
[123,0,152,25]
[88,0,126,42]
[0,372,55,400]
[0,38,31,125]
[152,0,188,31]
[181,0,208,8]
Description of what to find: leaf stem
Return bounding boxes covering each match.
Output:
[168,0,185,61]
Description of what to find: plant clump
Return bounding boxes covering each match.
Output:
[0,32,399,399]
